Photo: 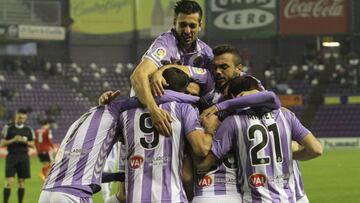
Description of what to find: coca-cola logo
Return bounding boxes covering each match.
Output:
[284,0,344,18]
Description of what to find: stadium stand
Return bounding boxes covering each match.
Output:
[0,58,132,143]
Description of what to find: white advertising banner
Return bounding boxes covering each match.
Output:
[319,137,360,149]
[18,25,65,40]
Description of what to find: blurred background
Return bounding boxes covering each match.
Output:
[0,0,359,147]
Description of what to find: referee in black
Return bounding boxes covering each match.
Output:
[1,108,35,203]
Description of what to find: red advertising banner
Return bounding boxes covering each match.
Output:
[280,0,348,34]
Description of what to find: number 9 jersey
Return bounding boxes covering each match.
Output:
[118,101,203,203]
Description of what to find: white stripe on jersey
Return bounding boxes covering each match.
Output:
[150,105,166,201]
[234,116,251,201]
[82,108,115,183]
[169,102,183,202]
[293,162,305,198]
[61,111,95,186]
[106,142,120,164]
[46,119,79,188]
[264,112,289,203]
[125,109,145,201]
[279,111,297,201]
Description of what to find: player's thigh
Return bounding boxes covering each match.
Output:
[192,195,243,203]
[297,195,310,203]
[17,155,30,179]
[38,191,93,203]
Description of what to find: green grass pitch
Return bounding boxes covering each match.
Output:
[1,149,359,203]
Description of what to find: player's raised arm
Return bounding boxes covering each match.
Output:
[131,58,172,136]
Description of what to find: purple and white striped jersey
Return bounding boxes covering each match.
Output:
[105,141,120,165]
[42,91,200,198]
[119,102,203,203]
[43,105,121,197]
[293,161,307,201]
[194,151,240,197]
[211,108,310,203]
[143,29,213,69]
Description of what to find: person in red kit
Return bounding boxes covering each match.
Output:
[35,119,54,181]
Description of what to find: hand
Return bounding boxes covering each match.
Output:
[201,114,220,136]
[149,107,172,137]
[99,90,120,105]
[291,141,304,153]
[21,136,28,143]
[200,105,219,119]
[13,135,22,143]
[150,71,169,96]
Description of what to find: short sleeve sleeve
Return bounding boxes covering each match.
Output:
[283,109,310,142]
[178,103,203,136]
[143,37,172,68]
[1,124,9,139]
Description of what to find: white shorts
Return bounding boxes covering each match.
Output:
[297,195,310,203]
[38,190,93,203]
[192,195,243,203]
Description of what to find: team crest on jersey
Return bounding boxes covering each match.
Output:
[249,173,267,187]
[197,175,213,187]
[129,155,144,169]
[152,47,167,61]
[191,67,206,75]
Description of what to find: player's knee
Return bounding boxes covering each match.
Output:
[18,179,25,187]
[5,179,13,187]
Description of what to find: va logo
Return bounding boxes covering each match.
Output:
[197,175,213,187]
[129,155,144,169]
[249,173,267,187]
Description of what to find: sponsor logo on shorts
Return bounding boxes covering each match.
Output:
[197,175,213,187]
[192,67,206,75]
[152,47,167,61]
[129,155,144,169]
[249,173,267,187]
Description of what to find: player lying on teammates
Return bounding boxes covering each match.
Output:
[149,45,282,202]
[102,75,276,202]
[38,68,206,203]
[196,76,323,203]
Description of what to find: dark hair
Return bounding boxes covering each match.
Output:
[227,76,262,98]
[39,118,54,125]
[213,44,241,65]
[174,0,202,22]
[162,67,190,92]
[17,108,28,114]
